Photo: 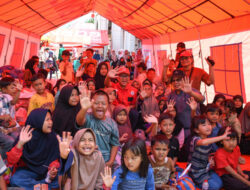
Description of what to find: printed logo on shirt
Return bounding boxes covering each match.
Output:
[131,91,135,96]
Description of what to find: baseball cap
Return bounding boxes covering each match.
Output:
[62,50,70,56]
[118,67,130,75]
[180,50,192,58]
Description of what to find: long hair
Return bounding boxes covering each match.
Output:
[120,138,149,178]
[25,59,36,75]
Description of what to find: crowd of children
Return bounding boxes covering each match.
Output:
[0,44,249,190]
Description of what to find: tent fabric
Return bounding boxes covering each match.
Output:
[0,0,249,39]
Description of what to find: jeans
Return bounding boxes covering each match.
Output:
[0,131,19,159]
[10,168,59,190]
[196,171,223,190]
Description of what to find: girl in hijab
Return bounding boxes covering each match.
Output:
[8,108,60,190]
[233,95,244,117]
[52,85,80,136]
[154,82,166,101]
[112,105,133,144]
[95,62,109,90]
[239,102,250,155]
[57,129,105,190]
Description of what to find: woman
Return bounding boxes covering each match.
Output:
[23,58,38,87]
[94,62,109,90]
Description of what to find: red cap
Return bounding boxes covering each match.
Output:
[118,67,130,75]
[180,50,192,57]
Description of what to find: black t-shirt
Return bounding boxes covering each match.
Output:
[167,136,179,159]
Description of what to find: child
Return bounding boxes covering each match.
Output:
[101,138,155,189]
[104,87,117,116]
[76,89,120,167]
[8,108,60,189]
[52,85,80,136]
[221,99,241,141]
[59,50,74,83]
[0,77,21,159]
[205,104,222,152]
[145,113,179,166]
[57,129,105,190]
[149,134,175,189]
[27,73,55,115]
[86,78,96,93]
[112,105,133,144]
[188,115,229,190]
[215,127,250,190]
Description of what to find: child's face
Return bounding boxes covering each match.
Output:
[206,111,219,124]
[2,83,16,96]
[234,98,242,108]
[92,95,108,120]
[155,86,164,96]
[160,119,175,137]
[147,70,155,82]
[195,119,212,137]
[124,149,142,172]
[32,78,46,94]
[108,91,116,103]
[159,100,166,111]
[68,89,79,106]
[221,138,237,152]
[132,81,140,90]
[87,81,95,92]
[59,81,66,91]
[42,112,53,133]
[143,84,152,97]
[87,64,95,74]
[116,110,127,125]
[152,142,169,163]
[62,55,70,61]
[78,131,96,156]
[100,65,108,76]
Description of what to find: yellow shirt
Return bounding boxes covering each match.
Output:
[28,92,55,115]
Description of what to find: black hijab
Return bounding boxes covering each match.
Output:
[52,85,81,136]
[22,108,59,177]
[94,62,108,90]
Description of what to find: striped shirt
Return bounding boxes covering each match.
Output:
[189,136,211,184]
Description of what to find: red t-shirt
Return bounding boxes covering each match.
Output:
[180,67,210,91]
[111,82,138,106]
[215,146,241,176]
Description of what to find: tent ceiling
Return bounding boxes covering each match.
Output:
[0,0,249,39]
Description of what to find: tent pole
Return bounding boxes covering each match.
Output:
[151,38,158,75]
[4,25,13,66]
[22,33,30,69]
[168,33,173,59]
[196,26,208,104]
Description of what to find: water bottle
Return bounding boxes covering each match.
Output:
[202,179,209,190]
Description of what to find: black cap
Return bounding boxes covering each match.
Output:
[62,50,70,56]
[137,62,147,70]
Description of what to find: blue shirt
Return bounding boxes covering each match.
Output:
[76,113,120,162]
[111,166,155,190]
[208,122,222,152]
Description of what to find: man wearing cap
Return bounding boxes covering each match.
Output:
[59,50,74,83]
[168,70,204,138]
[104,66,137,108]
[164,50,215,91]
[175,42,186,68]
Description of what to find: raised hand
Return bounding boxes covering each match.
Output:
[166,99,176,111]
[56,131,72,159]
[144,114,158,124]
[101,166,116,188]
[14,80,23,91]
[78,81,87,95]
[108,67,119,78]
[186,97,198,111]
[140,88,147,99]
[205,56,215,67]
[18,125,34,147]
[79,89,92,110]
[119,133,128,142]
[222,127,232,139]
[163,55,170,67]
[181,77,193,94]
